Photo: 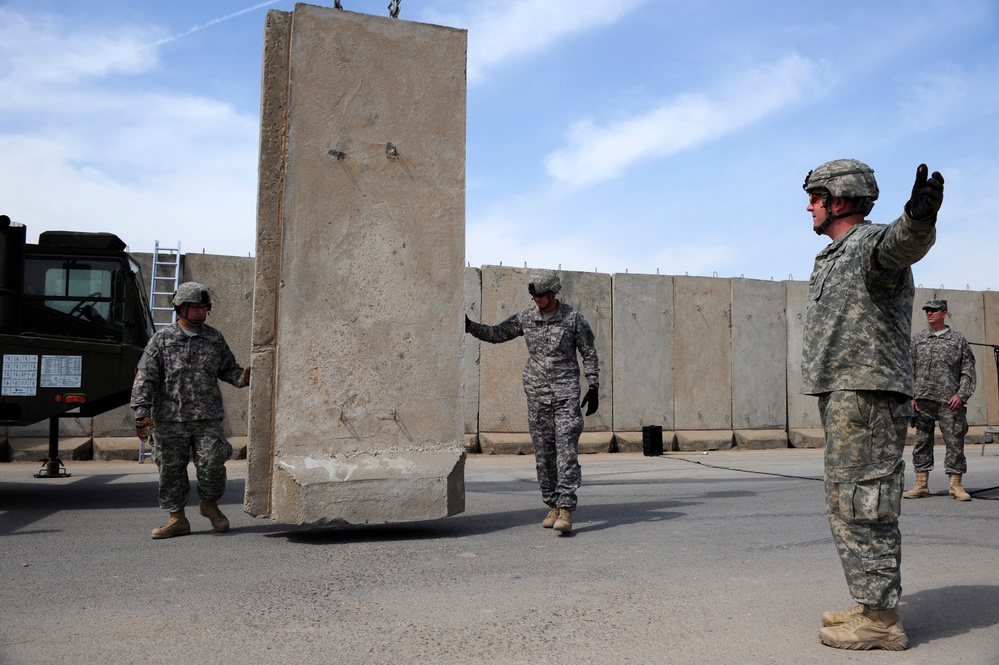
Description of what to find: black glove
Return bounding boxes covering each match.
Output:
[464,314,472,333]
[580,386,599,416]
[905,164,944,220]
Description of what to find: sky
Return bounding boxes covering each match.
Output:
[1,0,997,291]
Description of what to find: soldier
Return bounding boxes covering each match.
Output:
[131,282,250,539]
[801,159,944,650]
[465,269,599,534]
[903,299,976,501]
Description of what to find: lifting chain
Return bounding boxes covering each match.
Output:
[333,0,398,18]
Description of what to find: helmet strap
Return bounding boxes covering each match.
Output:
[813,194,861,236]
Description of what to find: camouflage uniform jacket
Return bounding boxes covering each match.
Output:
[911,326,976,404]
[131,323,247,422]
[802,213,936,395]
[467,301,599,402]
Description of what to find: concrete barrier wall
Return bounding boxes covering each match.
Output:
[7,261,999,460]
[465,268,998,453]
[985,292,999,424]
[932,288,988,425]
[462,267,481,450]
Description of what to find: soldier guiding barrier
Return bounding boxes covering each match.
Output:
[465,269,599,535]
[903,299,976,501]
[801,159,944,651]
[131,282,251,539]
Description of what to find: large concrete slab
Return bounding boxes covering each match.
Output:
[462,267,481,450]
[246,5,467,524]
[984,291,999,426]
[611,273,673,432]
[559,270,612,433]
[183,253,254,436]
[732,278,786,430]
[673,276,731,430]
[785,280,819,430]
[476,266,532,433]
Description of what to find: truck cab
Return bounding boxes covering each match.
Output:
[0,216,155,474]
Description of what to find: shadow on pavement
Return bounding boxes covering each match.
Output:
[902,584,999,647]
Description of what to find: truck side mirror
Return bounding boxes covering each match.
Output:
[111,269,128,323]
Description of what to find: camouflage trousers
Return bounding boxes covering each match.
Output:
[527,396,583,510]
[818,390,910,610]
[151,419,232,512]
[911,399,969,475]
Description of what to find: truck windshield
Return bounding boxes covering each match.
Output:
[23,257,119,326]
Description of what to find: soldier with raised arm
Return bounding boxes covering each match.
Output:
[465,269,599,535]
[801,159,944,651]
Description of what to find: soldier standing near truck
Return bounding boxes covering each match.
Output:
[131,282,250,539]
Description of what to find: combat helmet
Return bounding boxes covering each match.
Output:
[172,282,212,311]
[803,158,879,215]
[527,269,561,296]
[803,159,879,235]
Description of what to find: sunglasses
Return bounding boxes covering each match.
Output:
[808,192,824,205]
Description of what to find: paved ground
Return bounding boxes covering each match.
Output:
[1,448,998,664]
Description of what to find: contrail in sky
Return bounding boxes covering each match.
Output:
[146,1,284,49]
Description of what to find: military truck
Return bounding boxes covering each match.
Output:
[0,215,155,476]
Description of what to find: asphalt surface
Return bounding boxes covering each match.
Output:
[1,448,998,664]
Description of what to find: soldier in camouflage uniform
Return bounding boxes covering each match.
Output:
[131,282,250,539]
[801,159,944,650]
[903,299,976,501]
[465,269,599,535]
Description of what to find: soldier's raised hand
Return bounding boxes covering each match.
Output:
[906,164,944,220]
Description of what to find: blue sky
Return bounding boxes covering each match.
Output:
[1,1,997,290]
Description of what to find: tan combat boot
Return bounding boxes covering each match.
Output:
[553,508,573,533]
[821,603,864,627]
[948,474,971,501]
[198,500,230,532]
[902,471,929,499]
[151,511,191,539]
[818,606,908,651]
[542,506,559,528]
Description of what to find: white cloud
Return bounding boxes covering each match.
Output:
[424,0,649,83]
[544,53,818,187]
[0,9,260,256]
[0,9,160,98]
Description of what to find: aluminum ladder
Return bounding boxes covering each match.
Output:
[140,240,181,462]
[149,240,181,331]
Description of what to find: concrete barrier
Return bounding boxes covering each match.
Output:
[244,5,467,525]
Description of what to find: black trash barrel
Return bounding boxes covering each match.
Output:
[642,425,663,457]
